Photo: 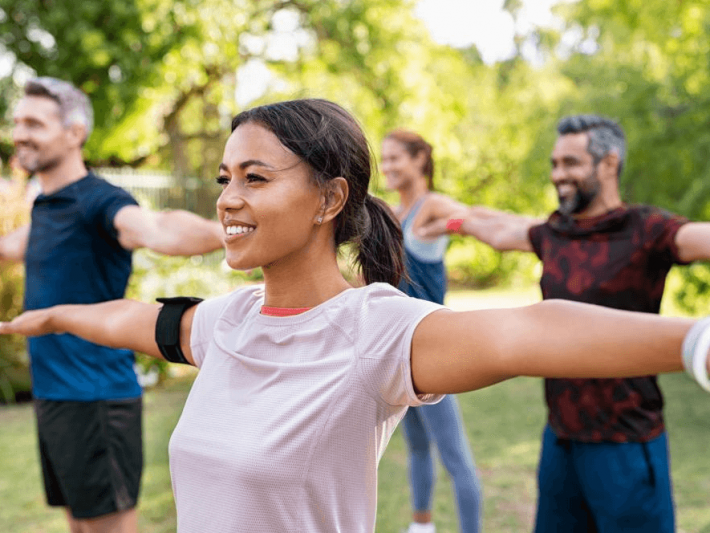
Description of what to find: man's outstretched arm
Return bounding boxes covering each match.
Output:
[412,194,541,252]
[114,205,224,256]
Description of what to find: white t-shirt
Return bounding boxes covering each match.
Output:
[168,282,444,533]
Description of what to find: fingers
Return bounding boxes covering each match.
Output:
[0,318,28,336]
[0,311,51,338]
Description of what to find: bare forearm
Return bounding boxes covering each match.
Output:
[501,300,691,378]
[115,205,224,256]
[414,196,537,250]
[50,300,162,357]
[412,301,694,394]
[0,225,29,262]
[1,298,198,364]
[459,212,507,248]
[148,211,224,256]
[460,208,537,252]
[675,222,710,262]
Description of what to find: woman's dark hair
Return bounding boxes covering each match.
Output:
[231,99,405,286]
[384,129,435,190]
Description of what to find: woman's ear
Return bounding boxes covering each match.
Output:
[317,177,349,224]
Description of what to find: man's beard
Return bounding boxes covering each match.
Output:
[16,144,62,174]
[558,167,601,216]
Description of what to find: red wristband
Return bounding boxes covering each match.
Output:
[446,218,464,234]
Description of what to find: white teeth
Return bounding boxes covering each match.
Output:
[225,225,254,235]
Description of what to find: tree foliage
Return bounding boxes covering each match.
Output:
[0,0,188,160]
[1,0,709,299]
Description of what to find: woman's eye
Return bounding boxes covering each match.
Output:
[246,173,267,183]
[215,176,230,186]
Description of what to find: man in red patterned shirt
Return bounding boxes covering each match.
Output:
[413,115,710,532]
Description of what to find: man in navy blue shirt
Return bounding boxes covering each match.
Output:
[0,77,224,533]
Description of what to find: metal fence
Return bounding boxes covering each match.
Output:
[98,168,219,220]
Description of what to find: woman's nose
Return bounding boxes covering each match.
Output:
[216,184,246,212]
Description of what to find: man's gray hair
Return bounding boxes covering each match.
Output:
[557,114,626,177]
[24,77,94,141]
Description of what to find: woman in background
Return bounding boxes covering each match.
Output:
[382,130,481,533]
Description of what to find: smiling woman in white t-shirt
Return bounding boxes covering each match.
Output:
[1,98,708,533]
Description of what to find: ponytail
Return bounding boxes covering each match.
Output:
[355,195,406,286]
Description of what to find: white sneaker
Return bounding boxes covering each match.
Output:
[406,523,436,533]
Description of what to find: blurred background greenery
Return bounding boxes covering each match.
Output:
[0,0,709,391]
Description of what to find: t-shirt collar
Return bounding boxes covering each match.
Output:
[35,172,94,201]
[548,205,629,236]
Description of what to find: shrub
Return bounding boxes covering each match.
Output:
[0,173,31,402]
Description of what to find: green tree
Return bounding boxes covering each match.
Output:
[99,0,428,180]
[0,0,188,162]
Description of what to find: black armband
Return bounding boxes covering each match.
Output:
[155,297,203,365]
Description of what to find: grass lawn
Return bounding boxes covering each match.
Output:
[1,287,709,532]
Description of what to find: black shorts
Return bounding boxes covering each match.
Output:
[34,397,143,519]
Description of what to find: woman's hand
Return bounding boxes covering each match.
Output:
[0,308,62,337]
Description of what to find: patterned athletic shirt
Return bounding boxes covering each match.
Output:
[528,205,688,442]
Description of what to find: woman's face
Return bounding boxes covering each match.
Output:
[216,123,324,271]
[381,138,425,192]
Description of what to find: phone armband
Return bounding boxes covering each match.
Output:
[155,297,203,365]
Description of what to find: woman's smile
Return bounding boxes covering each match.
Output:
[223,221,256,243]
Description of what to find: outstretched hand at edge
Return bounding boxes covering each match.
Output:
[0,308,62,338]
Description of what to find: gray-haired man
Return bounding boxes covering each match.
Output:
[3,77,223,533]
[413,114,710,532]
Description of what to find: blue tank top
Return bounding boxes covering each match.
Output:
[24,173,142,401]
[397,198,449,305]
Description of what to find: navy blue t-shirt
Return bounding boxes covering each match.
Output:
[24,173,142,401]
[397,199,449,305]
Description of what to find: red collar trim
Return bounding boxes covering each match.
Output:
[260,306,312,317]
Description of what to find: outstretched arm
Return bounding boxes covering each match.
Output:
[410,300,697,395]
[412,194,541,252]
[114,205,224,256]
[675,222,710,262]
[0,224,30,262]
[0,300,198,366]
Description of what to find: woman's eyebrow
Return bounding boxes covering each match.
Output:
[218,160,276,172]
[240,159,276,170]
